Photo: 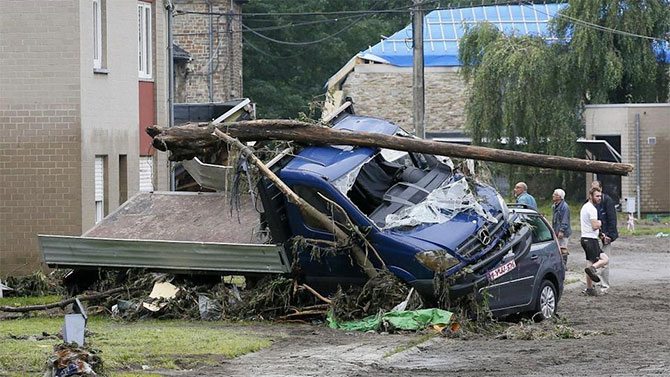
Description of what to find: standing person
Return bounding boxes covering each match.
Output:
[591,180,618,293]
[514,182,537,210]
[552,189,571,266]
[580,187,609,296]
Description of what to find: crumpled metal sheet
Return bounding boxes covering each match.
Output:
[383,178,498,229]
[331,155,373,195]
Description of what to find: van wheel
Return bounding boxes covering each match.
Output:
[532,279,557,321]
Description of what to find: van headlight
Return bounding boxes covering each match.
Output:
[416,250,460,273]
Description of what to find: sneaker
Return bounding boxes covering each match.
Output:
[585,266,600,282]
[581,288,599,297]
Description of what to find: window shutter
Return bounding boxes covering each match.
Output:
[94,157,104,201]
[139,156,154,192]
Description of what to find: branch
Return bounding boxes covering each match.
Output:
[298,284,332,305]
[0,287,128,313]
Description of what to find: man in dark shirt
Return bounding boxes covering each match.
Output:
[591,180,618,293]
[552,188,571,266]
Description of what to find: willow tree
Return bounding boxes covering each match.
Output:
[554,0,670,103]
[458,24,582,157]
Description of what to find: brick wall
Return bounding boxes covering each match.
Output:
[0,1,82,276]
[341,65,468,133]
[173,0,244,103]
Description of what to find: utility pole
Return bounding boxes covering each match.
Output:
[412,0,425,139]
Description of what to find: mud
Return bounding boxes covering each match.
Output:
[161,234,669,376]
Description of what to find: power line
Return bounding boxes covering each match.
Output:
[523,2,669,43]
[242,36,303,59]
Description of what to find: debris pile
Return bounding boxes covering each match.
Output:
[43,343,104,377]
[496,318,602,340]
[4,271,66,297]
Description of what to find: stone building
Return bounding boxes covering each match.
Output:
[0,0,170,276]
[583,104,670,214]
[323,3,564,137]
[172,0,245,104]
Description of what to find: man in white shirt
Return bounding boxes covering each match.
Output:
[580,187,609,296]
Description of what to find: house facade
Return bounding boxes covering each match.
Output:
[324,3,564,137]
[583,104,670,214]
[172,0,245,104]
[0,0,169,276]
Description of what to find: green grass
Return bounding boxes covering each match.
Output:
[0,295,63,307]
[383,332,437,358]
[0,316,277,375]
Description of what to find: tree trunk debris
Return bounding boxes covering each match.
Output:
[147,120,633,176]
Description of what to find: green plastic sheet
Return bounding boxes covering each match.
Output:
[328,308,453,332]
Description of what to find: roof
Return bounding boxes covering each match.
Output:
[361,3,565,67]
[173,44,191,61]
[281,116,398,182]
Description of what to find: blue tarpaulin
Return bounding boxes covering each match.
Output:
[357,3,669,67]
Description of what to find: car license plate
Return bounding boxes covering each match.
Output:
[488,260,516,281]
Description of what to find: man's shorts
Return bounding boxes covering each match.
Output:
[580,237,601,262]
[558,237,569,249]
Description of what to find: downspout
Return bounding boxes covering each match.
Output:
[206,0,214,103]
[167,0,176,190]
[635,113,641,219]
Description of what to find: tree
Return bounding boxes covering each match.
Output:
[242,0,409,119]
[554,0,670,103]
[459,24,582,157]
[458,1,670,198]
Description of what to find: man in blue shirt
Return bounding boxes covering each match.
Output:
[514,182,537,210]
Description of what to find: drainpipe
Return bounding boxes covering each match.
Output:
[206,0,214,103]
[635,113,641,219]
[167,0,176,191]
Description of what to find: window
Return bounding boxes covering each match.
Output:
[138,2,152,79]
[94,156,106,223]
[93,0,102,69]
[521,214,554,243]
[292,186,348,233]
[119,155,128,204]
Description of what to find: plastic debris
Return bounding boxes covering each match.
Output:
[655,232,669,238]
[383,177,497,229]
[327,308,453,332]
[391,288,415,312]
[198,295,223,320]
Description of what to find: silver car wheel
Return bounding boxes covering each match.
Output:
[540,285,556,318]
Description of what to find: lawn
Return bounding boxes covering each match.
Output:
[0,315,277,376]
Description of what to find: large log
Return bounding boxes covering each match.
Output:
[148,120,633,176]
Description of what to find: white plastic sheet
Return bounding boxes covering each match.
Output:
[383,178,497,229]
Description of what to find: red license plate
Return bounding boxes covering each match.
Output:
[488,260,516,281]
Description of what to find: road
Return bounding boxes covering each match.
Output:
[172,235,670,377]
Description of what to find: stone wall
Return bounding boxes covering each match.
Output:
[173,0,244,103]
[0,0,82,276]
[341,64,468,134]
